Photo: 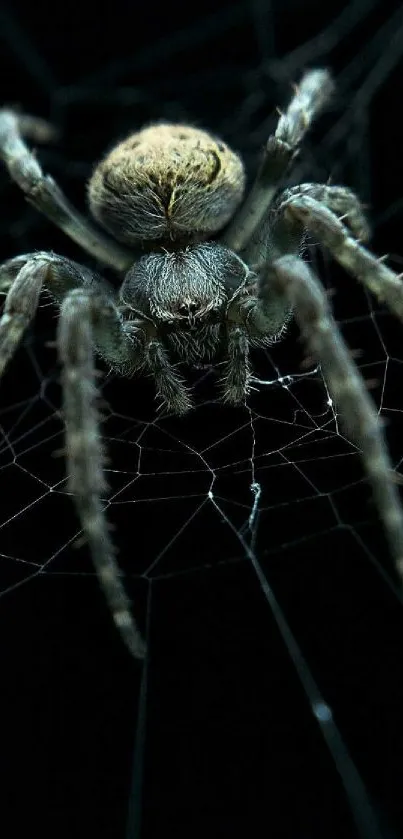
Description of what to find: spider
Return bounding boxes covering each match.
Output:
[1,69,403,660]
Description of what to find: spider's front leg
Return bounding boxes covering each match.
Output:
[0,252,147,658]
[234,180,373,342]
[59,288,146,659]
[245,186,403,575]
[254,247,403,579]
[281,194,403,320]
[280,183,370,242]
[0,253,137,377]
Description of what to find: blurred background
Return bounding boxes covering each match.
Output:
[1,1,403,837]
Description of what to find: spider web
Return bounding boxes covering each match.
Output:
[1,2,403,838]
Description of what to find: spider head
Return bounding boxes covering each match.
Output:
[120,242,249,333]
[88,124,245,246]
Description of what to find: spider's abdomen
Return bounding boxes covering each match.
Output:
[87,124,245,246]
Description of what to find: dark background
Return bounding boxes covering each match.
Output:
[1,1,403,838]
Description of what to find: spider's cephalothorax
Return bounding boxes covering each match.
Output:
[2,68,403,661]
[120,242,251,366]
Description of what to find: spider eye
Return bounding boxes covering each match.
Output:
[179,301,199,314]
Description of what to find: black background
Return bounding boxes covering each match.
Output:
[1,2,403,838]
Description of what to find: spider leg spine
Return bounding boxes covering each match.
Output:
[284,195,403,321]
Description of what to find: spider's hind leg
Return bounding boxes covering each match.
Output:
[221,69,334,253]
[0,109,133,272]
